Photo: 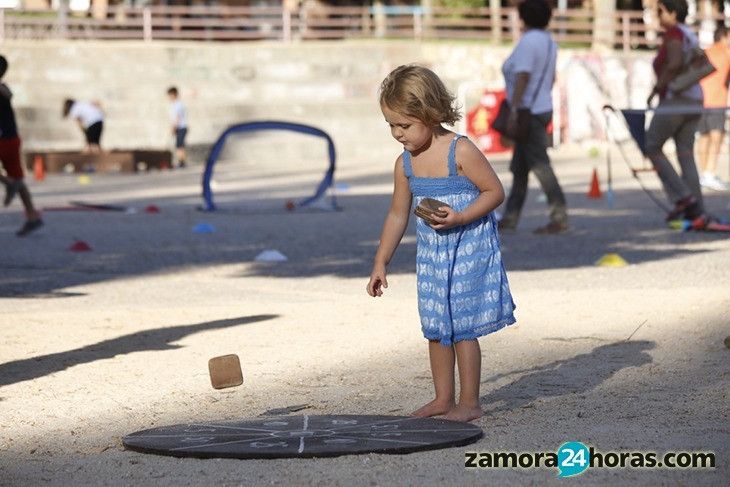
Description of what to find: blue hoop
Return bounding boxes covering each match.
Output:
[201,120,337,212]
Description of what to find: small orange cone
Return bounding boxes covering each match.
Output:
[33,155,45,182]
[587,168,602,199]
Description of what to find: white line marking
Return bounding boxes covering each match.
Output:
[190,423,276,433]
[336,434,428,446]
[171,435,275,451]
[329,416,419,433]
[298,415,309,454]
[133,432,274,439]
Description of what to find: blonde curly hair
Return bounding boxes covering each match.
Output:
[379,64,461,126]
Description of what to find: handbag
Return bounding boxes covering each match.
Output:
[413,198,450,226]
[668,46,716,92]
[492,100,531,142]
[493,38,555,143]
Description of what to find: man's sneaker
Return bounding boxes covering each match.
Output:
[16,219,43,237]
[534,221,569,234]
[3,180,20,207]
[700,174,728,191]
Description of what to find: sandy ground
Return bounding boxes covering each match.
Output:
[0,143,728,486]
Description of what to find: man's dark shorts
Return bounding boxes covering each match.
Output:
[85,121,103,145]
[175,127,188,149]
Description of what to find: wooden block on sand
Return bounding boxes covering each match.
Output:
[208,354,243,389]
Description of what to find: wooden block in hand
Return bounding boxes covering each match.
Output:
[208,354,243,389]
[414,198,450,226]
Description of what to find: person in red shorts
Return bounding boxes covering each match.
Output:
[0,55,43,236]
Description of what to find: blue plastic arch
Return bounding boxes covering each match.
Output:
[201,120,337,212]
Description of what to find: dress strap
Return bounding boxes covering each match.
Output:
[447,135,463,177]
[402,150,413,178]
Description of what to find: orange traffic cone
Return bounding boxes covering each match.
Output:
[33,155,45,182]
[587,168,602,199]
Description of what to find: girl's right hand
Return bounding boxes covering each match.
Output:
[366,266,388,297]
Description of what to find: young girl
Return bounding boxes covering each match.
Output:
[366,65,516,422]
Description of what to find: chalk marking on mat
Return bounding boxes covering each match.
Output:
[298,415,309,453]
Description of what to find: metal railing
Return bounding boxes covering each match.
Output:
[0,5,715,50]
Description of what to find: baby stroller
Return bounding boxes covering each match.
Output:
[602,104,730,232]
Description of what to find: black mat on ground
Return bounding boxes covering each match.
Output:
[123,415,483,459]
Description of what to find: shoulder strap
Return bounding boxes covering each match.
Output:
[447,135,463,176]
[529,37,554,109]
[402,150,413,178]
[677,24,698,50]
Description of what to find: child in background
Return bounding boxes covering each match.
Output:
[167,86,188,168]
[0,55,43,237]
[62,98,104,153]
[366,65,516,422]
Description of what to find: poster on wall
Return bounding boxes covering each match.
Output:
[465,89,512,155]
[466,89,557,152]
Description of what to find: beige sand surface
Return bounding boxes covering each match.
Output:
[0,145,727,485]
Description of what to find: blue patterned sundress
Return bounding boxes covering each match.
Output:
[404,135,516,346]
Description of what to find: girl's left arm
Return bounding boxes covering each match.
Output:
[429,139,504,230]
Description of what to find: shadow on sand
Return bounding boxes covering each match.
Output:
[1,166,728,296]
[481,340,655,413]
[0,315,277,388]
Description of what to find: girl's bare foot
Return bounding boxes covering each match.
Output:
[444,405,483,422]
[410,399,454,418]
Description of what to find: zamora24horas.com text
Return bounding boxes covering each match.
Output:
[465,443,715,478]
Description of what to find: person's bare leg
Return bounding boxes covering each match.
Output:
[696,134,710,174]
[176,147,187,167]
[11,179,43,236]
[2,175,33,212]
[0,174,13,206]
[411,340,455,417]
[445,339,484,422]
[705,130,723,175]
[18,183,40,221]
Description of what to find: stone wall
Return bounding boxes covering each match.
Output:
[0,40,672,168]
